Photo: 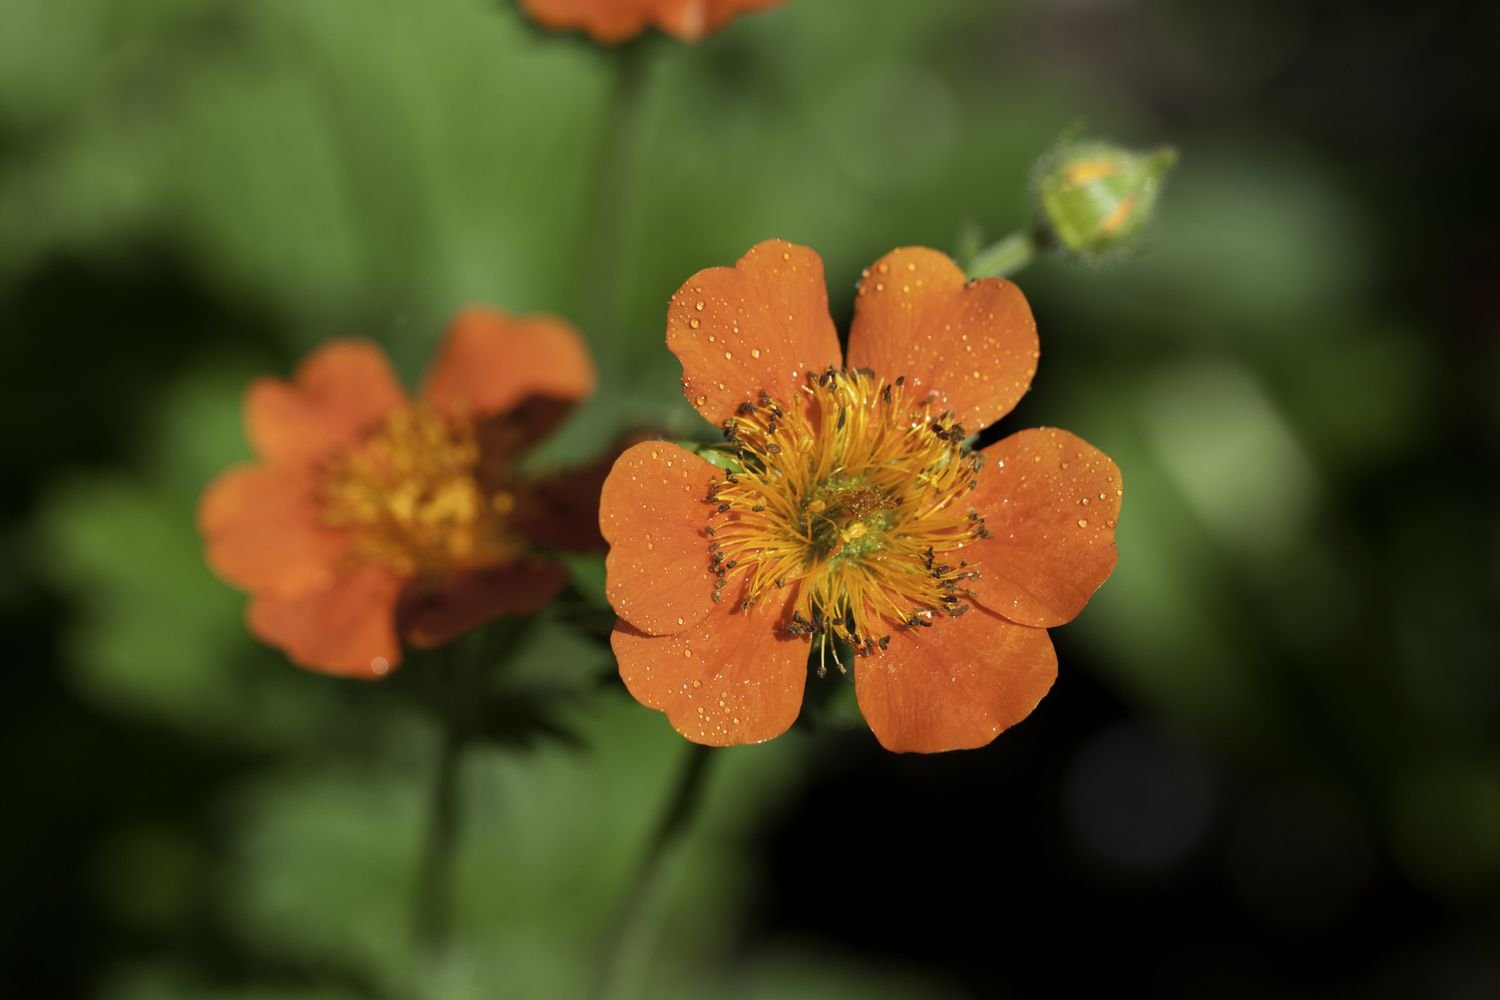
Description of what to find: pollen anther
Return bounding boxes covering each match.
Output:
[705,368,986,659]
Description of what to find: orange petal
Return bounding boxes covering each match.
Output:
[599,441,719,636]
[245,340,407,466]
[197,463,348,599]
[612,588,805,746]
[669,240,841,428]
[246,563,405,679]
[855,607,1057,753]
[400,559,570,649]
[519,0,781,44]
[966,428,1122,628]
[422,306,596,424]
[845,247,1038,432]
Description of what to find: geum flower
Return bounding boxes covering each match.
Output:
[199,307,607,678]
[520,0,782,44]
[600,240,1121,753]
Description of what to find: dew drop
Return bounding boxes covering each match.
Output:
[724,351,733,360]
[751,348,761,359]
[684,649,693,658]
[677,617,685,625]
[695,394,707,405]
[691,677,701,686]
[1077,518,1089,528]
[694,301,705,312]
[689,318,701,329]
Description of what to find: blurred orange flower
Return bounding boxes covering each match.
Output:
[600,240,1122,752]
[520,0,782,43]
[199,307,605,679]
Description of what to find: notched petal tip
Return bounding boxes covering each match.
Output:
[855,607,1057,754]
[423,305,596,425]
[197,463,347,599]
[967,427,1122,628]
[600,441,721,636]
[245,339,407,466]
[846,246,1039,433]
[668,239,841,429]
[612,588,805,747]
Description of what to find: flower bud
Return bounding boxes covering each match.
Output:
[1033,141,1177,258]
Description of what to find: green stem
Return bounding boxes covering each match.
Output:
[576,40,653,371]
[589,743,716,1000]
[411,620,530,956]
[412,649,471,955]
[966,229,1040,279]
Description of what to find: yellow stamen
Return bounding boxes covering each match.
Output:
[707,368,989,663]
[320,404,523,577]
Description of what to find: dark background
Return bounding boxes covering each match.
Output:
[3,0,1497,997]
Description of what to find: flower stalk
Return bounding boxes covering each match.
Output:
[412,646,474,955]
[965,228,1042,280]
[412,619,531,956]
[577,40,653,373]
[589,743,716,1000]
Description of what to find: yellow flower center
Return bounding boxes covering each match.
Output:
[707,368,989,674]
[320,404,522,578]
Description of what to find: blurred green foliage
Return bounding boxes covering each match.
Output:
[3,0,1498,996]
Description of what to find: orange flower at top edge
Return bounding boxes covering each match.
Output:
[520,0,783,43]
[198,307,604,679]
[599,240,1123,753]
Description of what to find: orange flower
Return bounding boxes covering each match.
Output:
[199,307,602,679]
[600,240,1122,752]
[520,0,783,43]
